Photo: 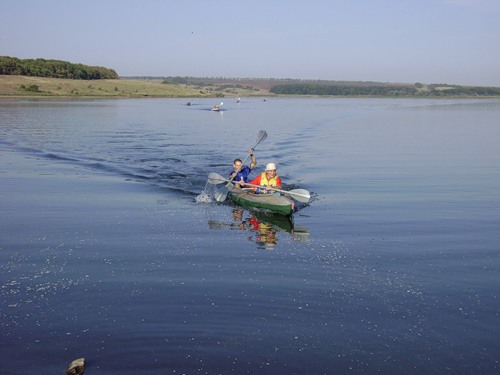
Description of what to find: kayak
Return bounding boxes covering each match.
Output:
[212,102,223,111]
[228,185,294,216]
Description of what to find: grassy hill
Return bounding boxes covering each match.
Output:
[0,75,210,98]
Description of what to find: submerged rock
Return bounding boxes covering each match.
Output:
[66,357,85,375]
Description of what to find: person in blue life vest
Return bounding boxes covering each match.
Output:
[229,148,257,186]
[249,162,282,193]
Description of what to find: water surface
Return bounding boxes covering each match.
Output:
[1,97,499,374]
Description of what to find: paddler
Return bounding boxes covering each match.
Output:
[229,148,257,186]
[249,162,282,193]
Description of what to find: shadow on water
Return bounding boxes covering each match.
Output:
[208,208,309,250]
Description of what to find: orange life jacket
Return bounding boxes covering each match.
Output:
[254,172,281,187]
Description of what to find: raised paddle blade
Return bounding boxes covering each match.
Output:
[235,130,267,178]
[255,130,267,145]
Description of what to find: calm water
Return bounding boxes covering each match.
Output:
[1,97,499,374]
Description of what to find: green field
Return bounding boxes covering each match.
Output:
[0,75,202,98]
[0,75,270,98]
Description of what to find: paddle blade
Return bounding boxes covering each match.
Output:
[207,172,227,185]
[284,189,311,203]
[256,130,267,145]
[215,188,228,202]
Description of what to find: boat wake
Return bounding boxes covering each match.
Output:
[195,191,213,203]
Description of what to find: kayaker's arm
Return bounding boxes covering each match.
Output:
[249,148,257,169]
[275,177,282,189]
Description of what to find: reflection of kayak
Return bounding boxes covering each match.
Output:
[228,185,294,216]
[207,211,293,233]
[207,207,309,249]
[252,210,294,232]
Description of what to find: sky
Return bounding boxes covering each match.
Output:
[1,0,500,86]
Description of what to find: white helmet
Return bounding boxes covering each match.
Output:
[265,163,277,171]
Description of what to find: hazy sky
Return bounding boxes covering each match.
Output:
[2,0,499,86]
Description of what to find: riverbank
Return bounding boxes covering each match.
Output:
[0,75,199,98]
[0,75,271,98]
[3,75,500,99]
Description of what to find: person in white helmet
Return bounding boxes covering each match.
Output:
[249,162,282,193]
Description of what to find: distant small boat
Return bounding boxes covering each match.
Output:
[236,97,241,103]
[212,102,223,111]
[186,100,191,106]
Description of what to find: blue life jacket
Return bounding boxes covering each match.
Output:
[230,165,252,183]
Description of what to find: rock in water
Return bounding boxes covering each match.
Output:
[66,357,85,375]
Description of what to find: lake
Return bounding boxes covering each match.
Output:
[1,97,499,374]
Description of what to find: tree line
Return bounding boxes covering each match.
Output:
[270,83,500,97]
[0,56,118,80]
[271,84,417,96]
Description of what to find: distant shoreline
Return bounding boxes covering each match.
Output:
[0,75,271,99]
[2,75,500,99]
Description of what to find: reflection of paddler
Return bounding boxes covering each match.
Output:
[231,209,246,230]
[252,210,294,233]
[256,222,278,249]
[248,215,260,231]
[232,209,243,222]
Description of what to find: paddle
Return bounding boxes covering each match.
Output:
[208,172,311,203]
[213,130,268,202]
[236,130,267,175]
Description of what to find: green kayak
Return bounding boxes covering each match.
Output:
[228,185,294,216]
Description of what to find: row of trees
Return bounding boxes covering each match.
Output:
[271,84,418,96]
[270,83,500,97]
[0,56,118,80]
[426,85,500,97]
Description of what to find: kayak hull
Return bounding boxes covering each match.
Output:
[228,185,294,216]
